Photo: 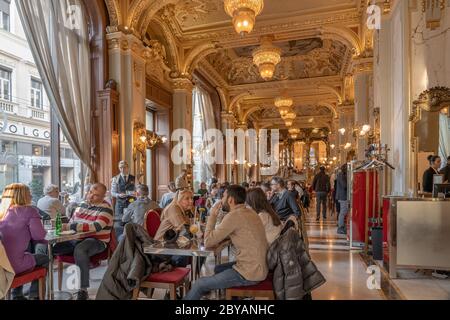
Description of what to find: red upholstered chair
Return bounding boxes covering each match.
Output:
[143,209,162,238]
[136,208,191,300]
[56,229,117,291]
[225,273,275,300]
[132,267,191,300]
[8,267,47,300]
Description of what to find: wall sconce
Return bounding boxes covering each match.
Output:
[338,128,346,135]
[134,122,167,152]
[330,144,335,149]
[344,143,352,149]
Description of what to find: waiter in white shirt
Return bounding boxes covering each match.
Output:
[111,160,135,239]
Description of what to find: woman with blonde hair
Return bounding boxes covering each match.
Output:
[155,189,193,241]
[0,183,48,299]
[154,189,193,268]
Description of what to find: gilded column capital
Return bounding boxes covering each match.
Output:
[221,111,236,124]
[171,78,194,92]
[337,103,355,115]
[352,56,373,75]
[106,32,147,60]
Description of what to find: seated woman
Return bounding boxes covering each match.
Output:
[154,189,193,267]
[246,188,283,245]
[0,183,49,300]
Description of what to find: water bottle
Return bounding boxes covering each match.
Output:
[55,212,62,236]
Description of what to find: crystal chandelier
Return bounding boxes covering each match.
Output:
[282,112,296,127]
[274,95,293,117]
[224,0,264,35]
[288,128,300,139]
[252,36,281,81]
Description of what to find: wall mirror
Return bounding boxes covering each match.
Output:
[410,87,450,191]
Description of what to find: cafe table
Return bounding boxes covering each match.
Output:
[143,239,231,283]
[45,230,97,300]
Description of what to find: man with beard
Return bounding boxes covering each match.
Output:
[184,185,268,300]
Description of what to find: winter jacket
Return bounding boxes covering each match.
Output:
[267,227,326,300]
[96,223,155,300]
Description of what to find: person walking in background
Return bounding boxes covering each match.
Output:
[336,165,349,235]
[312,166,331,222]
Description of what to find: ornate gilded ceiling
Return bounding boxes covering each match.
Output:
[169,0,359,32]
[205,38,349,86]
[104,0,370,130]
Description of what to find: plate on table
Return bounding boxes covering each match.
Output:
[59,230,76,236]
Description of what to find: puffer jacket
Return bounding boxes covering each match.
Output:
[96,223,155,300]
[267,227,326,300]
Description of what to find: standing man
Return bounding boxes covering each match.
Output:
[175,169,189,191]
[312,166,331,222]
[111,160,135,239]
[269,176,302,221]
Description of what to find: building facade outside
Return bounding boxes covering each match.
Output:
[0,0,81,203]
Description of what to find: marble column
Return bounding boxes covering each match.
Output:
[352,56,374,160]
[221,111,236,183]
[106,32,147,173]
[171,78,194,180]
[235,122,248,183]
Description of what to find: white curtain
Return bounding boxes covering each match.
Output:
[16,0,93,181]
[439,113,450,164]
[192,87,217,183]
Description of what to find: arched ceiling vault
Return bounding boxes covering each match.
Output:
[104,0,369,131]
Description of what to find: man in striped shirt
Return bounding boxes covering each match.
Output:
[53,183,113,300]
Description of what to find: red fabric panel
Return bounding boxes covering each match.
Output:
[144,267,190,284]
[229,274,274,291]
[145,210,161,238]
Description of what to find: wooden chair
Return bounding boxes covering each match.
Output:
[132,267,191,300]
[56,229,117,291]
[225,274,275,300]
[7,267,47,300]
[133,208,190,300]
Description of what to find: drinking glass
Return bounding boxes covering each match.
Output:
[43,219,52,231]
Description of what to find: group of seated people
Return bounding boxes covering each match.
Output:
[0,182,114,300]
[0,171,320,300]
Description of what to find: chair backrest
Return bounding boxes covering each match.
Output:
[143,209,161,238]
[109,228,118,253]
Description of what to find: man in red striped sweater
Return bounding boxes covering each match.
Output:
[53,183,113,300]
